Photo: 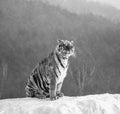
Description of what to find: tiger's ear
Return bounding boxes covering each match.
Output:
[70,40,74,44]
[57,39,64,44]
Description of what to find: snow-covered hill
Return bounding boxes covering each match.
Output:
[0,94,120,114]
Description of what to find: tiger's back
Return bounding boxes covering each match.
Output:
[25,52,57,98]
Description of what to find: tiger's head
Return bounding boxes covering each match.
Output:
[56,39,76,59]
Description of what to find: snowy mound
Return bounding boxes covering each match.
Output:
[0,94,120,114]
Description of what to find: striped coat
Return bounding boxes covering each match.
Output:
[25,51,69,99]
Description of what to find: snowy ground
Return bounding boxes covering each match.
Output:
[0,94,120,114]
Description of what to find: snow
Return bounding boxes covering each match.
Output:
[0,93,120,114]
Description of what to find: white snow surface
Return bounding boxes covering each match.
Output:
[0,93,120,114]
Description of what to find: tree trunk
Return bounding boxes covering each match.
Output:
[0,60,8,98]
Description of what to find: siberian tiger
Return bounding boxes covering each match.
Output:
[25,39,75,100]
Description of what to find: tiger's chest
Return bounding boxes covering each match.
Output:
[58,67,68,81]
[55,61,69,83]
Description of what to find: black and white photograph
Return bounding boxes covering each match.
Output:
[0,0,120,113]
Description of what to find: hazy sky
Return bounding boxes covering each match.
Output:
[88,0,120,9]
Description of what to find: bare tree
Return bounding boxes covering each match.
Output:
[77,63,94,95]
[0,60,8,98]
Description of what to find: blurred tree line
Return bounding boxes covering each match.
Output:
[0,0,120,99]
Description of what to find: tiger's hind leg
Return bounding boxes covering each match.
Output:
[34,90,50,99]
[26,90,47,99]
[25,86,35,98]
[25,87,49,99]
[35,94,46,99]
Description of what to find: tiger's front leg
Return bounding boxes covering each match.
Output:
[56,82,64,97]
[50,77,58,100]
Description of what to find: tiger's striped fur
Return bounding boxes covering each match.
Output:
[25,39,75,100]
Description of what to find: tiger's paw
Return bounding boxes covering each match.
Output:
[57,92,64,97]
[50,96,59,101]
[35,94,46,99]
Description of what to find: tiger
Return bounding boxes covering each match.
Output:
[25,39,75,100]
